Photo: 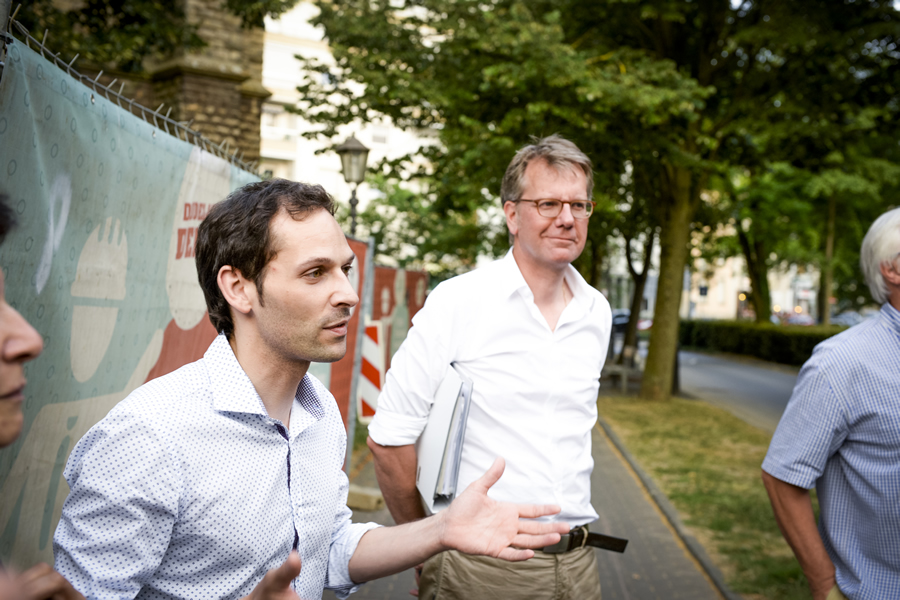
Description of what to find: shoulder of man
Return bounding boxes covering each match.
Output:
[88,358,210,442]
[806,316,883,369]
[420,260,507,310]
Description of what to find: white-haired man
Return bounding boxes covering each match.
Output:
[762,207,900,600]
[368,136,612,599]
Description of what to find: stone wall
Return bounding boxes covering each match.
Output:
[90,0,269,167]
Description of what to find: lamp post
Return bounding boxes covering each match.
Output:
[335,135,370,236]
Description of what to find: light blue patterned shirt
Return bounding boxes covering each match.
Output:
[763,303,900,600]
[54,335,379,599]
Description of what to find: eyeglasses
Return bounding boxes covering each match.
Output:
[514,198,596,219]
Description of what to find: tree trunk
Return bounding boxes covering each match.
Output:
[821,195,836,326]
[737,226,772,323]
[640,167,697,401]
[620,231,654,367]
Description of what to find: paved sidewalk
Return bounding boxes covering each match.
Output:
[325,424,727,600]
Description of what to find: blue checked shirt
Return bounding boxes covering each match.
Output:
[54,335,379,600]
[763,303,900,600]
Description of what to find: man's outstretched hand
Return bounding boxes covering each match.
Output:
[242,551,303,600]
[8,563,85,600]
[437,457,570,561]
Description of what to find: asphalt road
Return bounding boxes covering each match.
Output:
[677,350,800,433]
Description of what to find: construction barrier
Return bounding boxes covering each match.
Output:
[356,267,428,422]
[0,36,374,567]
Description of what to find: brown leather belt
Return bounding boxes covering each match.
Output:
[541,525,628,554]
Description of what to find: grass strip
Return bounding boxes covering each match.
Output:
[598,395,816,600]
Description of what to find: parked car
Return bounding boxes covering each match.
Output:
[611,309,631,334]
[831,311,864,327]
[785,313,815,326]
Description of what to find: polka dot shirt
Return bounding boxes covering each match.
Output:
[53,334,379,599]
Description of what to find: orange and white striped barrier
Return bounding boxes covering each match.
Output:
[356,321,384,423]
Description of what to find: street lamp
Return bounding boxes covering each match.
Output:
[335,135,370,236]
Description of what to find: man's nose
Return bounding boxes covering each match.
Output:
[555,203,576,226]
[334,271,359,308]
[2,305,44,365]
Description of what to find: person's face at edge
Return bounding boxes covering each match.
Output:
[0,268,44,447]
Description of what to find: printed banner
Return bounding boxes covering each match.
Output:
[0,39,370,567]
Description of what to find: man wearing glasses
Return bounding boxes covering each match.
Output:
[368,135,612,599]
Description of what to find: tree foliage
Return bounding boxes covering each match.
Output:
[295,0,900,399]
[16,0,302,72]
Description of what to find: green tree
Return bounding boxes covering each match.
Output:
[348,174,492,282]
[296,0,900,401]
[16,0,302,72]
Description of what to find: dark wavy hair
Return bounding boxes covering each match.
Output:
[195,179,335,338]
[0,193,17,245]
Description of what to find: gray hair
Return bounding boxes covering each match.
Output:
[861,206,900,304]
[500,134,593,205]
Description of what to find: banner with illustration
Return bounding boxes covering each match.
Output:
[0,39,372,567]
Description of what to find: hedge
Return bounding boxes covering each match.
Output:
[678,320,847,366]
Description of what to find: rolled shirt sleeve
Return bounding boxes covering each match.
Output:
[325,469,381,599]
[54,407,180,598]
[368,284,455,447]
[762,362,849,489]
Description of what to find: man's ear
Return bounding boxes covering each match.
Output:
[503,201,519,237]
[880,259,900,286]
[217,265,255,317]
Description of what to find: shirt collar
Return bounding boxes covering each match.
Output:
[497,249,596,311]
[880,302,900,335]
[205,335,325,425]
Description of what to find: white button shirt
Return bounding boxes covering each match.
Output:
[54,335,378,600]
[369,252,611,527]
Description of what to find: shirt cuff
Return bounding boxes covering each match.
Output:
[327,521,382,599]
[761,457,818,490]
[368,408,428,446]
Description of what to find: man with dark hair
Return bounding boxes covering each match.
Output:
[0,193,84,600]
[368,136,613,599]
[53,179,567,600]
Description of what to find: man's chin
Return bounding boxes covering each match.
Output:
[309,341,348,363]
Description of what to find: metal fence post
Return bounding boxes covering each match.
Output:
[0,0,11,81]
[0,0,10,36]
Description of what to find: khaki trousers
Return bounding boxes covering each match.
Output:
[419,548,602,600]
[826,585,848,600]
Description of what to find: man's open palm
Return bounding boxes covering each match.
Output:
[438,457,569,561]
